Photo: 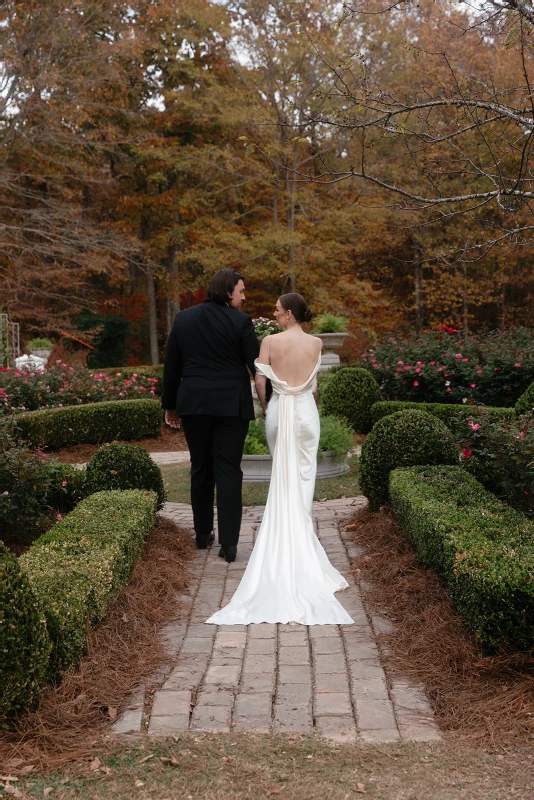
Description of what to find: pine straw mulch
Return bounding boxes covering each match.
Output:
[0,515,196,773]
[51,426,188,464]
[348,506,534,748]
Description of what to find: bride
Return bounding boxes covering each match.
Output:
[206,293,354,626]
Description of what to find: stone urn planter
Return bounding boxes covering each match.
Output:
[313,333,349,372]
[241,451,350,483]
[29,348,52,365]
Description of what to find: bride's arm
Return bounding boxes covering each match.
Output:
[255,336,270,415]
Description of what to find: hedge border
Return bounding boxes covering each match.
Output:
[371,400,515,432]
[389,465,534,650]
[14,398,162,449]
[20,489,157,678]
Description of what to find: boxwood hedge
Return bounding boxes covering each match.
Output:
[390,465,534,650]
[320,367,381,433]
[360,409,458,511]
[86,442,166,509]
[515,382,534,416]
[0,542,51,719]
[15,398,162,449]
[370,400,515,433]
[20,490,156,678]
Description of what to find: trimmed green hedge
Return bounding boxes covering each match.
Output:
[0,542,51,719]
[390,465,534,650]
[515,382,534,416]
[321,367,381,433]
[360,410,458,511]
[20,490,156,678]
[15,398,162,449]
[86,442,165,509]
[371,400,515,433]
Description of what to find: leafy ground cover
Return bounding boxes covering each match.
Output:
[5,737,534,800]
[161,454,361,506]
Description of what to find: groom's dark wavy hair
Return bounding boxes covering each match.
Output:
[205,269,245,305]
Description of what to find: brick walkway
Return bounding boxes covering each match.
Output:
[113,498,440,744]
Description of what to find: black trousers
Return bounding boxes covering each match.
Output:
[181,415,250,548]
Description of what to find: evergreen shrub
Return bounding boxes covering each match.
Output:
[360,409,458,511]
[15,398,161,449]
[515,382,534,416]
[321,367,381,433]
[86,441,165,508]
[390,465,534,649]
[20,490,156,678]
[0,541,51,719]
[370,400,514,433]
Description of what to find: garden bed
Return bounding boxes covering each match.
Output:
[52,425,187,463]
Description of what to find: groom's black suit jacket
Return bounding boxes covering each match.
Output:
[162,300,260,420]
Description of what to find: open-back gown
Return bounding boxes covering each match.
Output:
[206,357,354,626]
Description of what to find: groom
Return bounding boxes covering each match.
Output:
[162,269,260,563]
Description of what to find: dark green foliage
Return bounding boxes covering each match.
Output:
[15,399,161,449]
[515,382,534,416]
[371,400,515,434]
[321,367,381,433]
[86,442,165,509]
[390,465,534,650]
[360,410,458,511]
[0,541,51,719]
[243,418,269,455]
[20,490,156,678]
[77,312,131,369]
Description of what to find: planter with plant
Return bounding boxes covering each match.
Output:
[311,314,349,372]
[27,337,54,364]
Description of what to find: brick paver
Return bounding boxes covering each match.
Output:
[113,497,440,743]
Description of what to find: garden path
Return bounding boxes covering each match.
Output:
[112,498,440,743]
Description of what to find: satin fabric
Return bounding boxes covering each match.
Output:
[206,357,354,626]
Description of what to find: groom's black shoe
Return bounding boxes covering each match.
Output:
[218,545,237,563]
[196,531,215,549]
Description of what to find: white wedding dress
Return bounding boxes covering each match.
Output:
[206,357,354,626]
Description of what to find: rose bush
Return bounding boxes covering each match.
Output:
[0,361,160,414]
[360,328,534,407]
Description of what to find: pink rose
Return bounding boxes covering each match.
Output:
[56,513,62,521]
[470,383,476,388]
[62,480,68,486]
[413,380,419,386]
[515,363,521,367]
[455,353,462,359]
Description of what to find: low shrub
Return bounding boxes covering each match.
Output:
[85,442,165,508]
[243,418,269,455]
[456,412,534,517]
[243,414,353,460]
[0,542,51,719]
[370,400,515,433]
[515,382,534,416]
[14,398,161,449]
[389,465,534,649]
[312,313,349,334]
[20,490,157,678]
[321,367,381,433]
[361,327,534,406]
[360,410,458,511]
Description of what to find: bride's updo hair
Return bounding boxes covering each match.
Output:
[279,293,313,324]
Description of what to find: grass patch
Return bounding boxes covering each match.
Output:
[161,454,361,506]
[7,736,534,800]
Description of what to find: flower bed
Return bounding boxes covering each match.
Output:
[361,328,534,406]
[19,490,157,679]
[390,465,534,650]
[0,361,161,414]
[14,398,161,449]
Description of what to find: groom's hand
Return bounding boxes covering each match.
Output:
[165,410,181,430]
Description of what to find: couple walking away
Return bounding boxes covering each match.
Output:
[162,269,353,626]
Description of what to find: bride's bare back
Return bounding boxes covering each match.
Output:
[258,328,322,387]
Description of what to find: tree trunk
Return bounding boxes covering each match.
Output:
[462,263,469,336]
[414,257,423,336]
[146,267,159,366]
[166,243,180,332]
[282,273,296,294]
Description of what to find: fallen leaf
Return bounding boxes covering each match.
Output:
[2,785,23,798]
[138,754,155,764]
[19,766,34,775]
[89,757,101,772]
[0,777,18,782]
[108,707,117,720]
[5,760,24,769]
[160,756,180,768]
[44,788,54,798]
[60,777,70,784]
[134,779,144,787]
[356,783,366,793]
[266,787,284,796]
[342,523,357,531]
[318,497,327,502]
[100,766,112,775]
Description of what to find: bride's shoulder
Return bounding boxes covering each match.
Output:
[304,332,323,349]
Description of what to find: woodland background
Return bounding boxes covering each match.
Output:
[2,0,534,366]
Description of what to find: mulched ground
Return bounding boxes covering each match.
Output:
[51,426,188,464]
[347,506,534,747]
[0,516,196,772]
